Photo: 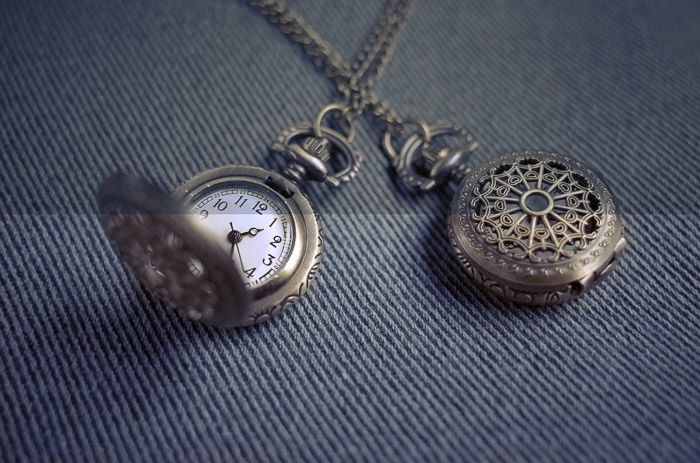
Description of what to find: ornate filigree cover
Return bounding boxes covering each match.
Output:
[448,151,626,305]
[98,174,252,327]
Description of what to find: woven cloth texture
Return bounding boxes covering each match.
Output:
[1,0,699,461]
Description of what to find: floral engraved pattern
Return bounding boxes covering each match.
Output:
[248,210,325,326]
[448,227,578,305]
[470,156,603,263]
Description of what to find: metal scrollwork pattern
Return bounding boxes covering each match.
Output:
[448,227,579,305]
[470,155,603,263]
[448,151,626,304]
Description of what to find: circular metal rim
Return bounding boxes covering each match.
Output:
[173,165,323,326]
[448,151,624,294]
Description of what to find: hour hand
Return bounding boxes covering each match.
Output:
[242,227,264,238]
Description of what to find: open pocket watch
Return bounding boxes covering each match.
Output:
[384,120,627,305]
[98,105,360,327]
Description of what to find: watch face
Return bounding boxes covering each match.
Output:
[188,181,295,288]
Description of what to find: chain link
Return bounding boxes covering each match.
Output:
[247,0,413,128]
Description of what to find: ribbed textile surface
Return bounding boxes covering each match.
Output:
[1,0,699,461]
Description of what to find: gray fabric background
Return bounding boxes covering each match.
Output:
[1,0,699,461]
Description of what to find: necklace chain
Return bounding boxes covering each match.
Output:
[247,0,414,128]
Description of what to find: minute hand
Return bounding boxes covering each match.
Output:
[233,241,245,271]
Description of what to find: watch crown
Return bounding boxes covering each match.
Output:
[279,135,335,185]
[416,146,447,173]
[301,136,331,162]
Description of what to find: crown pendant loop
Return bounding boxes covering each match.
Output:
[271,103,362,187]
[383,120,478,191]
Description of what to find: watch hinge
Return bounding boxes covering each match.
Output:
[265,176,295,198]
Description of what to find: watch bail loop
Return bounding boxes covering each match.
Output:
[384,120,478,191]
[271,104,362,187]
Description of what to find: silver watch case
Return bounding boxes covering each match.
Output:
[173,165,324,326]
[448,151,626,305]
[98,165,323,328]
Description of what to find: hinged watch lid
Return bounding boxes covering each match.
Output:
[98,173,251,327]
[448,151,626,305]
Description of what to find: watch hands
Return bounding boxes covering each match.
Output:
[241,227,264,238]
[229,222,264,239]
[234,241,246,272]
[227,222,244,266]
[229,241,236,259]
[227,223,264,275]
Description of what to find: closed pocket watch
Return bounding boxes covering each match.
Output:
[98,106,360,327]
[447,151,626,305]
[385,121,627,305]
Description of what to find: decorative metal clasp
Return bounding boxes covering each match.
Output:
[271,103,362,187]
[383,120,478,191]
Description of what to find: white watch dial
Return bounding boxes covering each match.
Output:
[188,181,295,288]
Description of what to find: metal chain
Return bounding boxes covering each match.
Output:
[348,0,411,91]
[247,0,413,128]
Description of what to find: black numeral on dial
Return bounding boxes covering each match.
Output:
[213,199,227,211]
[252,201,268,215]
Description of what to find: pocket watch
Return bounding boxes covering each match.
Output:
[98,105,360,327]
[384,121,627,305]
[448,151,626,305]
